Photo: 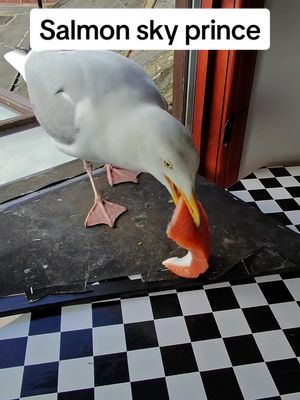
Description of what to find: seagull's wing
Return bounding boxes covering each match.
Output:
[24,50,166,147]
[24,51,87,146]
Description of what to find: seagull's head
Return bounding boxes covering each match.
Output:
[140,107,200,226]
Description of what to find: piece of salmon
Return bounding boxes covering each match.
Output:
[163,197,211,278]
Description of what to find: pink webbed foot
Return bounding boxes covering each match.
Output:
[85,198,127,228]
[106,164,141,186]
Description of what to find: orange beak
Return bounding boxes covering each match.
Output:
[165,176,200,227]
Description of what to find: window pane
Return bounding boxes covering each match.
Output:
[0,104,21,121]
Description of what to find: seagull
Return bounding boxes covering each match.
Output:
[4,49,200,229]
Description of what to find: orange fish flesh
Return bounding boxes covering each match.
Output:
[163,197,211,278]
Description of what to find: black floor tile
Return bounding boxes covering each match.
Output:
[257,397,281,400]
[160,343,198,376]
[29,308,61,335]
[205,287,239,311]
[228,181,246,191]
[267,358,300,395]
[269,167,291,177]
[131,378,169,400]
[0,337,27,368]
[280,270,300,279]
[284,327,300,356]
[150,294,182,319]
[94,352,129,386]
[248,189,273,201]
[124,321,158,351]
[201,368,244,400]
[185,313,221,341]
[258,281,294,304]
[244,173,257,179]
[92,300,123,327]
[267,212,293,226]
[230,277,256,285]
[287,186,300,198]
[276,198,300,211]
[58,388,94,400]
[60,329,93,360]
[224,335,263,366]
[260,178,282,188]
[243,306,280,333]
[21,362,59,398]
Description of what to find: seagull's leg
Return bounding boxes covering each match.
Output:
[105,163,141,186]
[83,161,127,228]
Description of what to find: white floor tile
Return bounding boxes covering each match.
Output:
[192,339,231,371]
[127,348,164,382]
[232,283,268,308]
[254,168,275,179]
[155,317,190,346]
[121,296,153,323]
[61,304,92,332]
[254,330,295,361]
[256,200,283,214]
[241,179,265,190]
[282,392,300,400]
[93,325,126,356]
[267,187,292,199]
[214,309,251,337]
[287,225,300,234]
[149,289,177,296]
[21,394,57,400]
[0,366,23,400]
[285,166,300,176]
[178,289,212,316]
[255,274,282,283]
[277,176,300,187]
[270,302,300,329]
[286,210,300,225]
[203,281,231,290]
[95,382,132,400]
[234,363,279,400]
[284,278,300,301]
[58,357,94,392]
[25,333,60,365]
[166,372,207,400]
[231,190,254,202]
[0,313,30,340]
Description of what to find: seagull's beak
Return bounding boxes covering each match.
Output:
[165,177,200,227]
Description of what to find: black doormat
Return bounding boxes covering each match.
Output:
[1,161,300,315]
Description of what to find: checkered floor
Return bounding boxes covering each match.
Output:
[228,166,300,234]
[1,165,300,400]
[1,274,300,400]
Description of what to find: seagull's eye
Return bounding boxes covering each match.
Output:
[164,161,174,169]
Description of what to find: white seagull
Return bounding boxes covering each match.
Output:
[4,49,200,229]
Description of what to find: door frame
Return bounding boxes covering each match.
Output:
[172,0,265,187]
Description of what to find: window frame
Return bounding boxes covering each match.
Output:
[0,89,36,135]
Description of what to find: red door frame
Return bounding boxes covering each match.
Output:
[192,0,265,187]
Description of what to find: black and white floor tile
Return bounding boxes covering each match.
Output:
[0,274,300,399]
[1,166,300,400]
[228,166,300,234]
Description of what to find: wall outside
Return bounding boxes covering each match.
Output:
[239,0,300,179]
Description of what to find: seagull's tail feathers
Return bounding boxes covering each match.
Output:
[4,49,29,82]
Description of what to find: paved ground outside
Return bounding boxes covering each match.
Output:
[0,0,174,105]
